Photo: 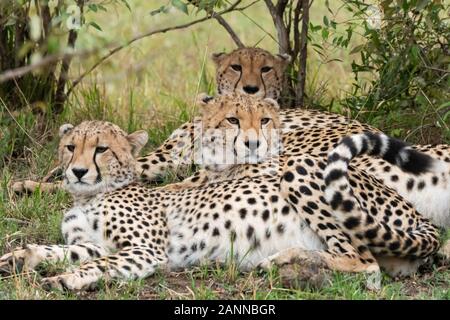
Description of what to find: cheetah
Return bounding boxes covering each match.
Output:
[162,94,450,229]
[163,96,448,274]
[1,119,442,291]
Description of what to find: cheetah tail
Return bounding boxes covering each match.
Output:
[323,131,444,209]
[326,131,444,177]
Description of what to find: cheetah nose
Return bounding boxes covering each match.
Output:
[245,140,260,152]
[72,168,88,180]
[243,86,260,94]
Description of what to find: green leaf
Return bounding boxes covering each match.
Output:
[350,44,365,54]
[309,22,322,32]
[401,0,410,12]
[150,5,168,16]
[89,21,102,31]
[121,0,132,12]
[321,28,329,40]
[415,0,430,11]
[171,0,188,14]
[88,4,98,12]
[323,16,329,26]
[97,4,108,12]
[46,36,59,54]
[5,17,16,27]
[325,0,333,14]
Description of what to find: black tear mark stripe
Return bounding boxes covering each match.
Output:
[260,71,267,97]
[111,150,123,166]
[93,149,102,183]
[93,136,102,183]
[233,70,242,91]
[233,122,240,157]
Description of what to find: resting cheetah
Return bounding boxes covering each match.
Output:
[0,118,442,291]
[160,94,450,229]
[163,96,448,274]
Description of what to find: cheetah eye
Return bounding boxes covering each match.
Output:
[66,145,75,152]
[261,118,271,125]
[261,66,273,73]
[95,146,109,154]
[230,64,242,72]
[226,117,239,125]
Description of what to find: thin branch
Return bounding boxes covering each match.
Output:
[296,0,310,106]
[54,28,78,113]
[232,1,278,45]
[277,0,289,16]
[0,49,99,84]
[264,0,290,54]
[293,0,302,60]
[213,14,245,48]
[54,0,84,113]
[201,0,244,47]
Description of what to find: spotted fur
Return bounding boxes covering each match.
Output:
[2,121,442,291]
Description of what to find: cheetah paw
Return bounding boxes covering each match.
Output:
[41,274,79,292]
[258,248,331,290]
[10,180,39,194]
[0,249,28,276]
[257,257,274,271]
[258,248,324,269]
[41,273,97,292]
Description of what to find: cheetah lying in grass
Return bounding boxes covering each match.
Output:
[0,112,444,290]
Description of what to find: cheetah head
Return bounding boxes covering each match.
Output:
[58,121,148,197]
[195,93,282,171]
[212,47,291,101]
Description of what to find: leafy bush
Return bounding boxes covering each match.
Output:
[322,0,449,143]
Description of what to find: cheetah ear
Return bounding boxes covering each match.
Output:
[263,98,280,111]
[196,92,214,107]
[211,52,227,65]
[59,123,74,137]
[127,130,149,157]
[276,53,291,67]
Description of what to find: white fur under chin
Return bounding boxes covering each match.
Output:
[63,179,132,198]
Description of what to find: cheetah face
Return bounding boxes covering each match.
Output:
[212,47,290,101]
[194,93,282,170]
[58,121,148,197]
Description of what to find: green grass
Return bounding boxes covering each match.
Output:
[0,166,449,300]
[0,0,449,300]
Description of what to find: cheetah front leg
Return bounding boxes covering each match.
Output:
[0,243,108,275]
[11,165,64,194]
[11,180,62,194]
[41,245,168,291]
